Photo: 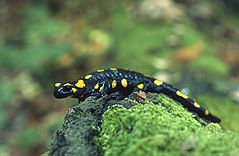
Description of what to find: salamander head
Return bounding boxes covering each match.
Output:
[54,82,81,98]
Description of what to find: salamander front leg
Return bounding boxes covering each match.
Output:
[91,82,108,99]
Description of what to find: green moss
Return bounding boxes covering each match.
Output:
[96,94,239,155]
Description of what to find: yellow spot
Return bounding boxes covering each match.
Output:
[121,79,127,88]
[176,91,189,99]
[137,84,144,89]
[112,80,117,88]
[110,68,117,70]
[194,102,200,108]
[72,88,77,93]
[97,69,104,72]
[75,80,86,88]
[99,86,103,92]
[94,83,99,89]
[205,110,209,116]
[85,75,92,79]
[63,83,71,86]
[80,95,84,98]
[144,74,150,77]
[154,80,163,86]
[55,83,61,87]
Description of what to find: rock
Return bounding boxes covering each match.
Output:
[45,93,239,156]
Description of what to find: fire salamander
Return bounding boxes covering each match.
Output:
[54,68,221,123]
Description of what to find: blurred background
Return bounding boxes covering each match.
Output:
[1,0,239,155]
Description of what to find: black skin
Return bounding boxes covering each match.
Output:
[54,68,221,123]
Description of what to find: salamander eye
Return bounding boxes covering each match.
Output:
[62,85,72,92]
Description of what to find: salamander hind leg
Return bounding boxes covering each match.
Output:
[126,82,149,98]
[126,85,141,98]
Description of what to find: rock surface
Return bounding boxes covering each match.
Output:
[49,93,134,156]
[47,93,239,156]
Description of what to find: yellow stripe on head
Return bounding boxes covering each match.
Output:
[63,83,72,86]
[176,91,189,99]
[85,75,92,79]
[75,80,86,88]
[55,83,61,87]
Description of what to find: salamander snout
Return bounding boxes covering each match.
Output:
[54,82,76,98]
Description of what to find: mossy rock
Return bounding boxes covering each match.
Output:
[46,93,239,156]
[97,94,239,155]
